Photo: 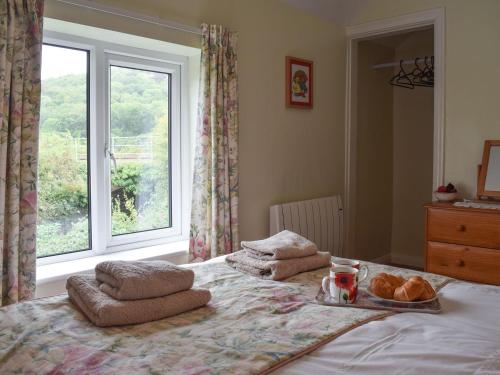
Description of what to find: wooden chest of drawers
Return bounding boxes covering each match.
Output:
[425,203,500,285]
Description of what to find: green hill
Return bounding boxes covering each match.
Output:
[40,68,169,137]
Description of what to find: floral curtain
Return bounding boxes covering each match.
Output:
[0,0,44,306]
[189,24,239,262]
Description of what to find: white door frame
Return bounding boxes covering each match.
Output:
[344,8,445,257]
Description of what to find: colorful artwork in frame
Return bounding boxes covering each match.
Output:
[286,56,313,109]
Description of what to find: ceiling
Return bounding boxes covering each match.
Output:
[282,0,371,25]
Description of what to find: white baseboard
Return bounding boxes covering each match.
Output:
[370,253,392,264]
[390,253,424,268]
[370,253,424,268]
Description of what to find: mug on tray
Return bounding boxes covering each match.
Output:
[321,266,368,304]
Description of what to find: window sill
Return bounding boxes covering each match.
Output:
[36,240,189,285]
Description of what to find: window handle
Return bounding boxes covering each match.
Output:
[105,143,117,171]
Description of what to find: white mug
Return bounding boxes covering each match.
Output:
[322,266,367,304]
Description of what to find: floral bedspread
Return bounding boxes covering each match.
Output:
[0,259,450,374]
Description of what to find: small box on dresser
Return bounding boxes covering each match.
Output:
[424,202,500,286]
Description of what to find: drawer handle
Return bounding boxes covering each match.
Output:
[456,224,466,232]
[455,259,465,267]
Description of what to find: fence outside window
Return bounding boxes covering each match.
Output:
[74,135,154,161]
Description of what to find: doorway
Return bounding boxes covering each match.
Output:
[344,9,445,268]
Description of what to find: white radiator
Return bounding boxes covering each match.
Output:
[269,195,344,256]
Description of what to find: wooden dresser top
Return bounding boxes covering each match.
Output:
[424,202,500,215]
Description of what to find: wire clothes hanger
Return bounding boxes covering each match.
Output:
[419,56,434,87]
[409,57,425,86]
[390,59,415,89]
[389,56,434,89]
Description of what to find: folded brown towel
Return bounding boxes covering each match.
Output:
[95,260,194,300]
[225,250,331,280]
[67,275,211,327]
[241,230,318,260]
[244,247,314,261]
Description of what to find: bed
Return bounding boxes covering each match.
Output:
[1,256,499,374]
[276,278,500,374]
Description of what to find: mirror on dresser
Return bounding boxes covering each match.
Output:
[478,140,500,198]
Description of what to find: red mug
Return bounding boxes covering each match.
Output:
[331,258,368,282]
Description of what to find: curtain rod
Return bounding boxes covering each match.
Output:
[53,0,203,35]
[372,57,434,70]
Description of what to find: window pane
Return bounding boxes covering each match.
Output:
[37,44,90,257]
[110,65,171,236]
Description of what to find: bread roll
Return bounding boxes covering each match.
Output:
[370,274,398,299]
[418,279,436,300]
[379,273,405,288]
[393,276,425,302]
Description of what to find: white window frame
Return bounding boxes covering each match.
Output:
[38,30,191,265]
[104,54,182,249]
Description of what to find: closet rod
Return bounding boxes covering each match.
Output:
[372,57,433,70]
[53,0,203,35]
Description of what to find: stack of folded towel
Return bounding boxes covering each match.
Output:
[225,230,331,280]
[66,261,211,327]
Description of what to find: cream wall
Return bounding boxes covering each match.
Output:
[43,0,500,258]
[391,30,434,266]
[44,0,347,242]
[355,41,394,261]
[352,0,500,198]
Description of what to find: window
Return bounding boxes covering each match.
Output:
[109,65,171,236]
[38,44,91,257]
[37,27,191,263]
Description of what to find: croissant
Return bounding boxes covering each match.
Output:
[393,276,426,302]
[371,273,436,302]
[378,272,405,288]
[418,279,436,300]
[370,274,398,299]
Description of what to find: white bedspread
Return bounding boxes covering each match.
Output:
[277,280,500,374]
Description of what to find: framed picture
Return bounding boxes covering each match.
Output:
[286,56,313,109]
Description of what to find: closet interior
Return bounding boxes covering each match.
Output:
[354,27,435,268]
